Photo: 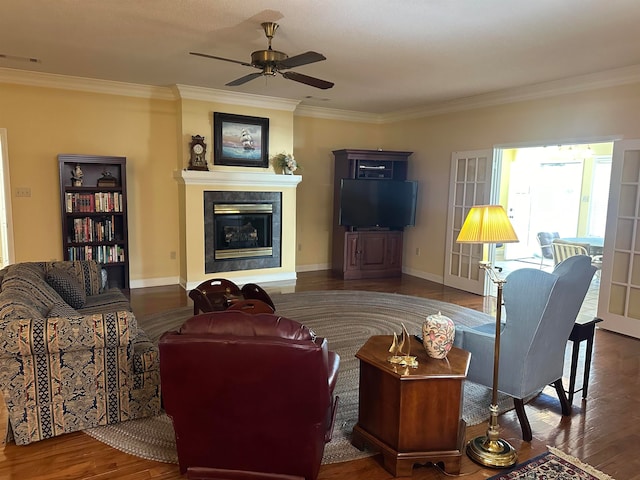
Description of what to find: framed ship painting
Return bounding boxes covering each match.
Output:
[213,112,270,167]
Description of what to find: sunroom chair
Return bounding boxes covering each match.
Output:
[551,239,590,266]
[159,310,340,480]
[552,238,604,277]
[453,255,596,441]
[536,231,559,268]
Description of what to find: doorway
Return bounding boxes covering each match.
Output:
[0,129,15,267]
[498,142,612,267]
[494,142,612,322]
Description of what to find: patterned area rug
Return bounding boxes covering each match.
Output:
[85,290,519,465]
[488,446,615,480]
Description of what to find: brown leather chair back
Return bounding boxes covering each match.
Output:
[159,311,339,480]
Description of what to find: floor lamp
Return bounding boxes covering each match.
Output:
[456,205,519,468]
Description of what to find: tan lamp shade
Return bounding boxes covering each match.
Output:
[457,205,519,244]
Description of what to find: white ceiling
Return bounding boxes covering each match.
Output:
[3,0,640,114]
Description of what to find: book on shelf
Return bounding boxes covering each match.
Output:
[69,216,117,243]
[67,244,126,263]
[65,192,123,213]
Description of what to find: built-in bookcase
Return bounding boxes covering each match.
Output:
[58,154,129,289]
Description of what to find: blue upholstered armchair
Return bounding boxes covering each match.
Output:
[454,255,596,441]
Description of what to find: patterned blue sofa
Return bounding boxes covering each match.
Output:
[0,260,160,445]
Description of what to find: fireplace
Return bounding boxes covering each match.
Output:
[204,191,281,273]
[176,169,300,289]
[213,203,273,259]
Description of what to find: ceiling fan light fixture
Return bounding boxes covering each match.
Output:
[262,65,277,77]
[251,49,287,66]
[190,21,333,90]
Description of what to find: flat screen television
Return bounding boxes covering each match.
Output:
[339,179,418,228]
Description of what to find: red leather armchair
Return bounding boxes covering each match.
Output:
[158,311,340,480]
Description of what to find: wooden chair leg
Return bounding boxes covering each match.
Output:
[513,398,532,442]
[553,379,571,416]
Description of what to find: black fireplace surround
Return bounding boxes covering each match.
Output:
[204,191,282,273]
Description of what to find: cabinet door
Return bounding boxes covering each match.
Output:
[360,233,388,270]
[385,232,403,269]
[345,232,361,274]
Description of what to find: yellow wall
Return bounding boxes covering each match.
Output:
[293,116,384,269]
[0,83,180,283]
[3,76,640,286]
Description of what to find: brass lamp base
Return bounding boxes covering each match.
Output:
[466,435,517,468]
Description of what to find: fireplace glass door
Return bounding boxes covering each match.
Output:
[213,203,273,260]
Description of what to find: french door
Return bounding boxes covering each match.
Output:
[597,139,640,338]
[443,150,494,295]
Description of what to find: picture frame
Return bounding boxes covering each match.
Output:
[213,112,270,168]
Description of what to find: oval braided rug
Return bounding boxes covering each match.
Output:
[85,290,516,465]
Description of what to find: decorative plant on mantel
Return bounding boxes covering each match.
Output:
[272,153,301,175]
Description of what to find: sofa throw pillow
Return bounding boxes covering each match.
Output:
[44,261,102,296]
[45,268,87,309]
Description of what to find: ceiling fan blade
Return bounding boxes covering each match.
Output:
[190,51,253,67]
[281,71,334,90]
[278,51,326,69]
[226,72,263,86]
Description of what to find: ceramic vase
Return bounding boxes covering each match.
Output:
[422,311,455,359]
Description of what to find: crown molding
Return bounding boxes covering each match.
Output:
[0,67,174,100]
[3,63,640,123]
[173,84,300,112]
[294,104,383,124]
[381,64,640,123]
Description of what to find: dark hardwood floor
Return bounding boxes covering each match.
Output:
[1,271,637,479]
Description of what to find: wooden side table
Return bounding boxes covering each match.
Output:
[351,335,470,477]
[566,317,602,403]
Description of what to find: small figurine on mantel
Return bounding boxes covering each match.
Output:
[71,164,84,186]
[97,169,118,187]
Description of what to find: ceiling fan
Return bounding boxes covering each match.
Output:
[190,22,334,90]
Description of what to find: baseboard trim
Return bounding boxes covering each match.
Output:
[183,271,297,291]
[297,263,331,273]
[402,267,443,284]
[130,276,181,289]
[130,267,443,290]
